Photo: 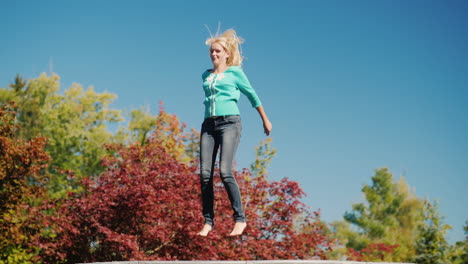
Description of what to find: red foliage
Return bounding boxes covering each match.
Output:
[347,243,399,262]
[0,102,50,257]
[34,138,332,263]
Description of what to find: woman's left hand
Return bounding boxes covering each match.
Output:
[263,119,272,136]
[255,105,272,136]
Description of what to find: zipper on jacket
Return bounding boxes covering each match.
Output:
[209,74,217,117]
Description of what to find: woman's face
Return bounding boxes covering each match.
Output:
[210,42,229,66]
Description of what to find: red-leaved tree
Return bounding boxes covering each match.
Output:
[0,102,50,263]
[347,243,399,262]
[34,137,332,263]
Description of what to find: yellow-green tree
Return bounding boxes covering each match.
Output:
[332,168,425,262]
[0,74,122,197]
[250,137,276,178]
[115,101,199,163]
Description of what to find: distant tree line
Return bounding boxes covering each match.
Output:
[0,73,466,263]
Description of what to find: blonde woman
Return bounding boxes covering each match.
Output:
[197,29,272,237]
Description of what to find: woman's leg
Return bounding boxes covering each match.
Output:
[218,116,245,224]
[199,119,219,228]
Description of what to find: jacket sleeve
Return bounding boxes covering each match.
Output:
[233,67,262,108]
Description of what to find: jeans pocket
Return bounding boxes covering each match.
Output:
[225,115,241,124]
[201,120,206,131]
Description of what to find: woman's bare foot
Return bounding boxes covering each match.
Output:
[229,222,247,236]
[197,224,213,237]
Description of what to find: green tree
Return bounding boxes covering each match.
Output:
[448,221,468,264]
[1,73,202,197]
[250,137,276,178]
[414,200,451,264]
[115,101,200,162]
[448,234,467,264]
[124,107,158,145]
[332,167,425,262]
[0,73,122,197]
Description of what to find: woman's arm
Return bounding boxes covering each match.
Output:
[256,105,272,136]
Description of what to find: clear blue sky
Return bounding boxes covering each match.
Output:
[2,0,467,243]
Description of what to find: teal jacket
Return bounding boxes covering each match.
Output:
[202,66,262,118]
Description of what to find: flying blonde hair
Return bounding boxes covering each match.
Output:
[206,28,245,66]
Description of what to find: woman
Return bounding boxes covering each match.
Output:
[198,28,272,237]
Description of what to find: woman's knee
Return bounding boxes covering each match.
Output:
[199,171,212,184]
[220,169,235,182]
